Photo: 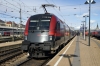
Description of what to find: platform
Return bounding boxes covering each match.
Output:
[46,36,100,66]
[0,40,23,47]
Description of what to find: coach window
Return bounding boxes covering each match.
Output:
[56,22,60,31]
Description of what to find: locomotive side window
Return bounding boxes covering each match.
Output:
[56,22,60,31]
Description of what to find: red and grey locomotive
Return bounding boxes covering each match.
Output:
[21,4,75,58]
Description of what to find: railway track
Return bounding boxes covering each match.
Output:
[0,43,22,65]
[0,42,50,66]
[0,37,23,43]
[18,57,51,66]
[91,37,100,48]
[0,53,27,66]
[0,51,51,66]
[0,47,23,65]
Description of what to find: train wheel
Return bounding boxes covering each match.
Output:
[57,46,61,53]
[28,46,34,58]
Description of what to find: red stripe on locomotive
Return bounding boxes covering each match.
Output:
[49,15,57,35]
[24,18,30,36]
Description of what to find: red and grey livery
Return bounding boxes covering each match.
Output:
[21,13,75,58]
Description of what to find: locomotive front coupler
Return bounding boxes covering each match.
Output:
[30,44,43,53]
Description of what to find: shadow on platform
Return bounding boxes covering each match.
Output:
[59,54,78,66]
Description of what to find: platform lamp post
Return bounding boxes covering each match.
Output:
[19,7,22,38]
[12,21,14,41]
[17,2,22,38]
[84,0,96,46]
[83,15,89,40]
[81,21,85,40]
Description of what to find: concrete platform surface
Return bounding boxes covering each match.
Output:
[46,36,100,66]
[0,40,23,47]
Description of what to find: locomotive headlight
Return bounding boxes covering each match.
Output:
[49,36,52,40]
[24,36,27,40]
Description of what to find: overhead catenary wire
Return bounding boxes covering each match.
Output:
[18,0,37,13]
[0,0,31,21]
[4,0,20,9]
[0,13,27,20]
[3,0,32,16]
[0,3,19,11]
[0,0,97,23]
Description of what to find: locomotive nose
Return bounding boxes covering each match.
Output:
[27,31,49,43]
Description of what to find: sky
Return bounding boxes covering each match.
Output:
[0,0,100,30]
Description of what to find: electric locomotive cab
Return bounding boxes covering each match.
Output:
[21,13,56,57]
[25,14,52,42]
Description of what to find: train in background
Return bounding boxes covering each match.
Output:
[0,31,10,36]
[85,29,100,38]
[90,30,100,38]
[0,28,24,36]
[21,13,76,58]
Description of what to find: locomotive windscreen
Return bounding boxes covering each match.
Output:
[29,14,52,30]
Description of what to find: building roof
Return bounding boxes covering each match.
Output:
[0,19,5,23]
[6,21,12,24]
